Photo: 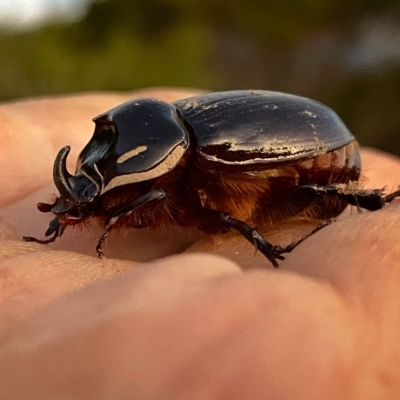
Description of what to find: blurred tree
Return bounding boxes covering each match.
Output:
[0,0,399,154]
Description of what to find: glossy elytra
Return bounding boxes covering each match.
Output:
[23,90,400,267]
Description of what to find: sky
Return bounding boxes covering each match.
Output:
[0,0,88,29]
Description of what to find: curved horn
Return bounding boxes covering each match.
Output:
[53,146,75,199]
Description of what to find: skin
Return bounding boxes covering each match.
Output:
[0,89,400,399]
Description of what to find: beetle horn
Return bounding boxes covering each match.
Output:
[53,146,75,199]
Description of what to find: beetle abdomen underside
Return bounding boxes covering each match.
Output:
[191,141,361,228]
[291,140,360,185]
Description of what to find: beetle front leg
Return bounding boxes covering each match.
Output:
[23,217,66,244]
[96,189,166,258]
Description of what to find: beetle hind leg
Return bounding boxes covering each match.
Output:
[296,183,394,212]
[383,188,400,203]
[277,219,334,254]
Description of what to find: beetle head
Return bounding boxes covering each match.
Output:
[38,146,99,225]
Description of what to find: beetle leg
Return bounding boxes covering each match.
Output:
[96,189,166,259]
[295,183,393,211]
[277,219,334,254]
[95,225,113,259]
[23,217,66,244]
[383,188,400,203]
[200,210,285,267]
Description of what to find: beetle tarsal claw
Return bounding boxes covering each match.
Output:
[383,188,400,203]
[247,231,282,267]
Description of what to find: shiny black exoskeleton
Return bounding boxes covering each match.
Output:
[23,90,400,267]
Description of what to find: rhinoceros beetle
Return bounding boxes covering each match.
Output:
[23,90,400,267]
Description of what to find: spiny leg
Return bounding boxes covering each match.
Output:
[277,183,400,255]
[95,224,113,259]
[202,181,400,266]
[23,217,66,244]
[296,183,391,211]
[199,210,288,267]
[277,183,395,252]
[383,188,400,203]
[220,213,285,267]
[96,189,166,259]
[278,219,333,254]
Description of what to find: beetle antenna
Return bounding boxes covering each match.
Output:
[53,146,75,199]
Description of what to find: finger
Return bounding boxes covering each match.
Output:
[285,200,400,299]
[0,251,131,335]
[0,258,358,400]
[360,147,400,189]
[0,253,240,335]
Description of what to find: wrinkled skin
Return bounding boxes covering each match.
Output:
[0,89,400,400]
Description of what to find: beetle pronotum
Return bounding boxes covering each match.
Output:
[24,90,400,267]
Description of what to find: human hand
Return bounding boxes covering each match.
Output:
[0,89,400,399]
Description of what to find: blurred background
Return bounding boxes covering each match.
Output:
[0,0,399,154]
